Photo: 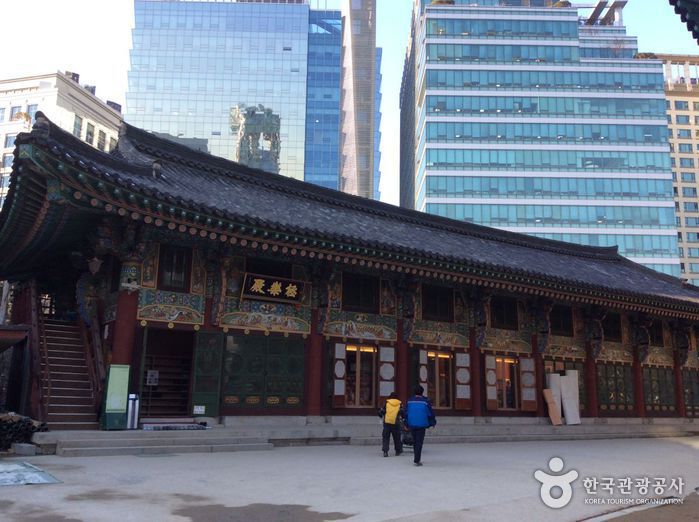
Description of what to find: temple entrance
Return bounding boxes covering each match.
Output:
[222,335,304,409]
[141,329,194,417]
[427,351,453,409]
[495,356,519,410]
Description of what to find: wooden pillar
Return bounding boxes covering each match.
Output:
[532,333,546,417]
[111,290,139,365]
[306,308,323,416]
[396,316,409,401]
[674,356,687,418]
[584,342,599,417]
[633,349,646,417]
[111,260,140,366]
[469,327,483,416]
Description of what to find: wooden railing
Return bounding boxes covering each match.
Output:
[80,310,106,411]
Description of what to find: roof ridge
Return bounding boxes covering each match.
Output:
[120,122,622,262]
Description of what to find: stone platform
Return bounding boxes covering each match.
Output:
[30,416,699,457]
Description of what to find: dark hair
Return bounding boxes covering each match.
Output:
[414,385,424,396]
[388,392,398,399]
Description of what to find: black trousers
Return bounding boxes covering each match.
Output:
[382,422,402,453]
[411,428,426,463]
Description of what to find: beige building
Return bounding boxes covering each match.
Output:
[0,72,123,207]
[651,54,699,285]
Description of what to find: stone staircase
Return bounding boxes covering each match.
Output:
[33,429,273,457]
[32,416,699,457]
[41,319,99,430]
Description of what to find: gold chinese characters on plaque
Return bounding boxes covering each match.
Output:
[241,273,306,305]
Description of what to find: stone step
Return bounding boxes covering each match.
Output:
[48,404,97,414]
[349,430,697,445]
[50,379,91,390]
[47,421,100,430]
[48,395,94,405]
[43,362,88,373]
[57,442,274,457]
[48,413,99,423]
[47,355,87,365]
[46,345,85,354]
[46,387,93,397]
[57,435,268,449]
[46,370,90,381]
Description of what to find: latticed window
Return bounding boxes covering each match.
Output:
[643,367,675,413]
[684,369,699,417]
[158,245,191,292]
[597,363,634,413]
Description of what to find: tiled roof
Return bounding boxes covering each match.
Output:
[669,0,699,43]
[8,114,699,311]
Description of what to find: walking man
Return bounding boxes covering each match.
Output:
[404,385,436,466]
[379,392,403,457]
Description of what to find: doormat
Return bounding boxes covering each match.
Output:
[142,423,208,431]
[0,462,60,486]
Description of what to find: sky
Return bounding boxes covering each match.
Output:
[1,0,698,205]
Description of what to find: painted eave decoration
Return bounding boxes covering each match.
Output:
[2,112,699,320]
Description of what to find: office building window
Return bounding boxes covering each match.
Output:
[4,135,16,148]
[675,100,689,110]
[0,108,5,122]
[683,187,698,197]
[677,115,690,124]
[680,158,695,168]
[109,138,117,152]
[682,172,696,182]
[27,104,38,121]
[679,143,693,153]
[97,130,106,151]
[677,129,691,138]
[73,115,83,138]
[685,202,699,212]
[85,123,95,145]
[9,106,21,120]
[2,154,12,169]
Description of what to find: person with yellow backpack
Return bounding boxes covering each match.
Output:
[378,392,404,457]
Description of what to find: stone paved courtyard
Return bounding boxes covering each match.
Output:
[1,436,698,521]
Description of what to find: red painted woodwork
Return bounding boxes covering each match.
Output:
[111,290,139,365]
[674,356,687,418]
[633,349,645,417]
[532,333,546,417]
[306,308,323,416]
[469,327,483,416]
[584,342,599,417]
[396,316,409,402]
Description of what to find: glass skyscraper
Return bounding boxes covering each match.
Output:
[304,9,342,190]
[127,0,347,186]
[400,0,680,275]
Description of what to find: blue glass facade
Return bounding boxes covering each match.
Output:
[401,0,680,275]
[128,0,344,186]
[304,9,342,190]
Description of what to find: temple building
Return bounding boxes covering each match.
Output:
[2,113,699,430]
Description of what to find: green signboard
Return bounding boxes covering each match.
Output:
[102,364,130,430]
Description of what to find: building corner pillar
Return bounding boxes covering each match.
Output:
[111,261,141,366]
[633,348,646,418]
[674,355,687,418]
[532,333,546,417]
[585,342,599,417]
[306,308,323,416]
[396,316,409,402]
[469,327,483,416]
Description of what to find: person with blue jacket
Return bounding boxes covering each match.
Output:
[404,385,436,466]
